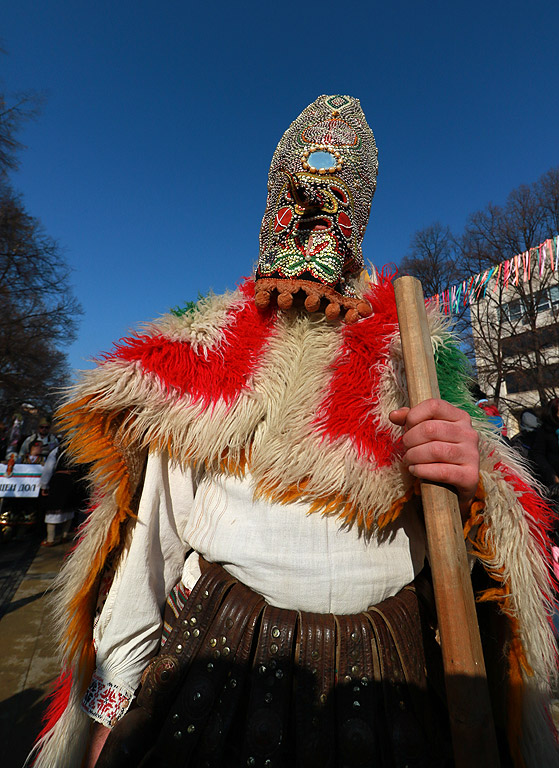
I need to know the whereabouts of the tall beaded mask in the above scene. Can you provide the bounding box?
[255,94,378,323]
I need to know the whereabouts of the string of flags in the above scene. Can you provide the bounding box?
[429,234,559,315]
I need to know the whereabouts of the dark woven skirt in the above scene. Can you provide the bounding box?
[97,560,452,768]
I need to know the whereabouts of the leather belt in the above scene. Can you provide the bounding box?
[294,611,336,768]
[98,559,452,768]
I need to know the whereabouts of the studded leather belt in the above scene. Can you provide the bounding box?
[97,560,452,768]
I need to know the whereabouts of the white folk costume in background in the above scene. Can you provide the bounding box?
[32,96,558,768]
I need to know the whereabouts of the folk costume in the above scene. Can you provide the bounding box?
[33,96,558,768]
[19,420,59,461]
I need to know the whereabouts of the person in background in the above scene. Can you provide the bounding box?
[19,417,59,461]
[531,398,559,505]
[6,413,24,458]
[10,439,46,539]
[39,447,77,547]
[471,384,508,438]
[0,423,8,460]
[510,409,540,464]
[530,400,559,638]
[23,439,46,465]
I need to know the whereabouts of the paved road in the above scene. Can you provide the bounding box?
[0,533,42,619]
[0,532,71,768]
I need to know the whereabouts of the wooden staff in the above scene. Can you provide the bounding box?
[393,275,500,768]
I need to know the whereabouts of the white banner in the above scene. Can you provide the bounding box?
[0,464,43,498]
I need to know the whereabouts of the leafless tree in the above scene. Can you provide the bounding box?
[398,222,475,362]
[0,78,81,421]
[0,90,43,179]
[0,185,82,419]
[399,223,461,297]
[399,167,559,413]
[535,168,559,237]
[460,172,559,408]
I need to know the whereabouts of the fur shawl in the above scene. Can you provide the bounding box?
[32,277,558,768]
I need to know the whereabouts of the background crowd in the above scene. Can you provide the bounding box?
[0,415,87,546]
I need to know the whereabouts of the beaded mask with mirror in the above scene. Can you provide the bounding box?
[255,95,378,323]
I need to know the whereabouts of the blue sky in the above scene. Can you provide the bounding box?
[3,0,559,371]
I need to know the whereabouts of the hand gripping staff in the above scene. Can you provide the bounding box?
[393,276,500,768]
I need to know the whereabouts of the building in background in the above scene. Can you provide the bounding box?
[469,238,559,434]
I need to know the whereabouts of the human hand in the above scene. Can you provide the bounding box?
[84,721,111,768]
[389,398,480,519]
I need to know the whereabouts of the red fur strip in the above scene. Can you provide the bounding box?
[314,276,400,465]
[497,463,555,532]
[496,462,558,593]
[36,669,73,743]
[107,280,275,406]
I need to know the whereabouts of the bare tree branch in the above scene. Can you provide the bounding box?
[399,167,559,418]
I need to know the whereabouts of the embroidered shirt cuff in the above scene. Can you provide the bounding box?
[81,672,135,728]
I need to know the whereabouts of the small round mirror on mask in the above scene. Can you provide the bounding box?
[307,150,337,170]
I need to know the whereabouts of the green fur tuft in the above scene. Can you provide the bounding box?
[170,293,207,318]
[434,343,480,421]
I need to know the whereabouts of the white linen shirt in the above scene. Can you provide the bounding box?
[84,451,426,726]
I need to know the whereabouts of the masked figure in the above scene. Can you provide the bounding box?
[256,95,377,323]
[31,97,558,768]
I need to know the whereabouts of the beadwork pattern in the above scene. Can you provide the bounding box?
[257,95,378,300]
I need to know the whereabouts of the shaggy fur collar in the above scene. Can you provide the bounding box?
[32,277,558,768]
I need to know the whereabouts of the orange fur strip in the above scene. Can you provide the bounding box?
[377,482,416,529]
[253,478,365,527]
[218,450,247,477]
[465,487,535,768]
[252,474,415,531]
[249,476,418,530]
[462,480,486,539]
[56,398,138,678]
[476,586,510,603]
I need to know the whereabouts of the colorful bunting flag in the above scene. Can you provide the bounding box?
[426,234,559,314]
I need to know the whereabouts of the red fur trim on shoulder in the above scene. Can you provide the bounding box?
[107,290,275,406]
[239,277,256,297]
[314,276,400,465]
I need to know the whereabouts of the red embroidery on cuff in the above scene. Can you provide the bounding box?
[82,673,132,727]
